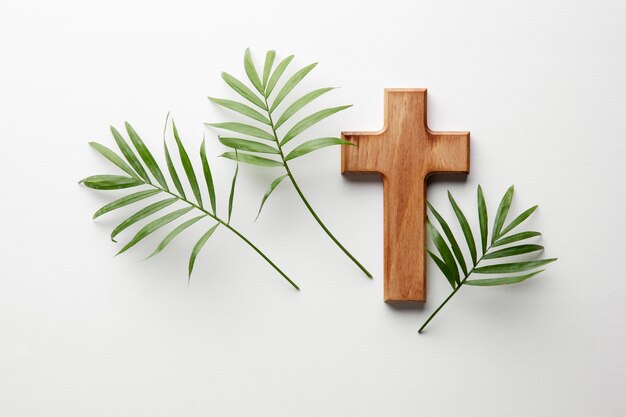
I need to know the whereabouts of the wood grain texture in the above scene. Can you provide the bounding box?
[342,89,470,302]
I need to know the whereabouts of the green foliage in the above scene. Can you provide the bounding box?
[419,185,557,333]
[80,117,298,289]
[208,48,371,278]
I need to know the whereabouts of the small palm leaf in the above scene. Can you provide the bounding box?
[491,185,514,243]
[270,62,317,113]
[219,137,279,154]
[147,215,206,258]
[110,126,150,182]
[125,122,169,190]
[200,139,217,215]
[172,121,203,207]
[110,198,177,242]
[262,50,276,89]
[465,270,545,286]
[427,201,468,276]
[426,218,459,285]
[274,87,335,129]
[227,151,239,224]
[256,174,288,220]
[243,48,264,95]
[427,250,457,289]
[79,175,143,190]
[189,223,220,278]
[474,258,557,274]
[117,207,194,255]
[164,141,187,199]
[498,205,538,238]
[284,138,354,161]
[221,72,266,110]
[477,185,488,254]
[93,189,160,219]
[280,105,352,146]
[448,191,477,265]
[208,97,270,125]
[482,244,543,260]
[207,122,275,141]
[89,142,137,178]
[493,231,541,247]
[220,152,283,167]
[265,55,294,97]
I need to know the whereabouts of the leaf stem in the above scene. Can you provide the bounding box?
[148,182,299,290]
[263,96,372,278]
[418,247,493,333]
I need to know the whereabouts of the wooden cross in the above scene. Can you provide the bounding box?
[342,89,470,302]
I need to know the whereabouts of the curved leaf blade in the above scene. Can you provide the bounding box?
[189,223,220,278]
[147,215,205,258]
[219,137,279,154]
[477,185,488,254]
[164,141,186,199]
[270,62,317,113]
[110,126,150,182]
[465,270,545,286]
[93,189,160,219]
[265,55,294,98]
[280,105,351,146]
[492,185,514,243]
[172,121,203,207]
[221,72,266,110]
[427,219,459,284]
[499,205,538,238]
[110,198,177,242]
[125,122,169,190]
[284,137,353,161]
[207,122,275,141]
[244,48,264,95]
[79,175,143,190]
[89,142,137,178]
[474,258,557,274]
[493,231,542,247]
[483,244,544,260]
[427,250,457,289]
[200,139,216,215]
[208,97,270,125]
[117,207,194,255]
[227,151,239,224]
[428,202,468,276]
[448,191,477,265]
[262,50,276,90]
[256,174,288,220]
[220,152,283,167]
[274,87,335,129]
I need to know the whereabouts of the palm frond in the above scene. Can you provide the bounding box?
[420,185,557,333]
[80,118,299,289]
[208,49,371,278]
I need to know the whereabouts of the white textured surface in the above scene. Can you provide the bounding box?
[1,0,625,415]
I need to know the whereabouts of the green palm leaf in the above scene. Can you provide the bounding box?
[265,55,294,97]
[189,223,220,278]
[117,207,194,255]
[426,218,459,285]
[220,152,283,167]
[427,202,468,276]
[270,62,317,113]
[219,137,279,154]
[200,139,217,215]
[221,72,266,110]
[482,244,543,260]
[89,142,138,178]
[493,231,541,247]
[208,97,271,125]
[207,122,275,141]
[147,215,205,258]
[262,50,276,90]
[427,250,457,289]
[284,137,354,161]
[256,174,288,220]
[498,205,538,238]
[243,48,264,95]
[280,105,351,146]
[477,185,488,254]
[227,151,239,224]
[93,189,160,219]
[79,175,143,190]
[164,141,187,199]
[125,122,169,190]
[491,185,514,243]
[448,191,477,265]
[172,121,203,207]
[110,126,150,182]
[474,258,557,274]
[274,87,335,129]
[465,270,545,286]
[110,198,177,242]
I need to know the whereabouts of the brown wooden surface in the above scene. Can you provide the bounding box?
[342,89,470,302]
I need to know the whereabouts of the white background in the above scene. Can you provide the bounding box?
[1,0,625,416]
